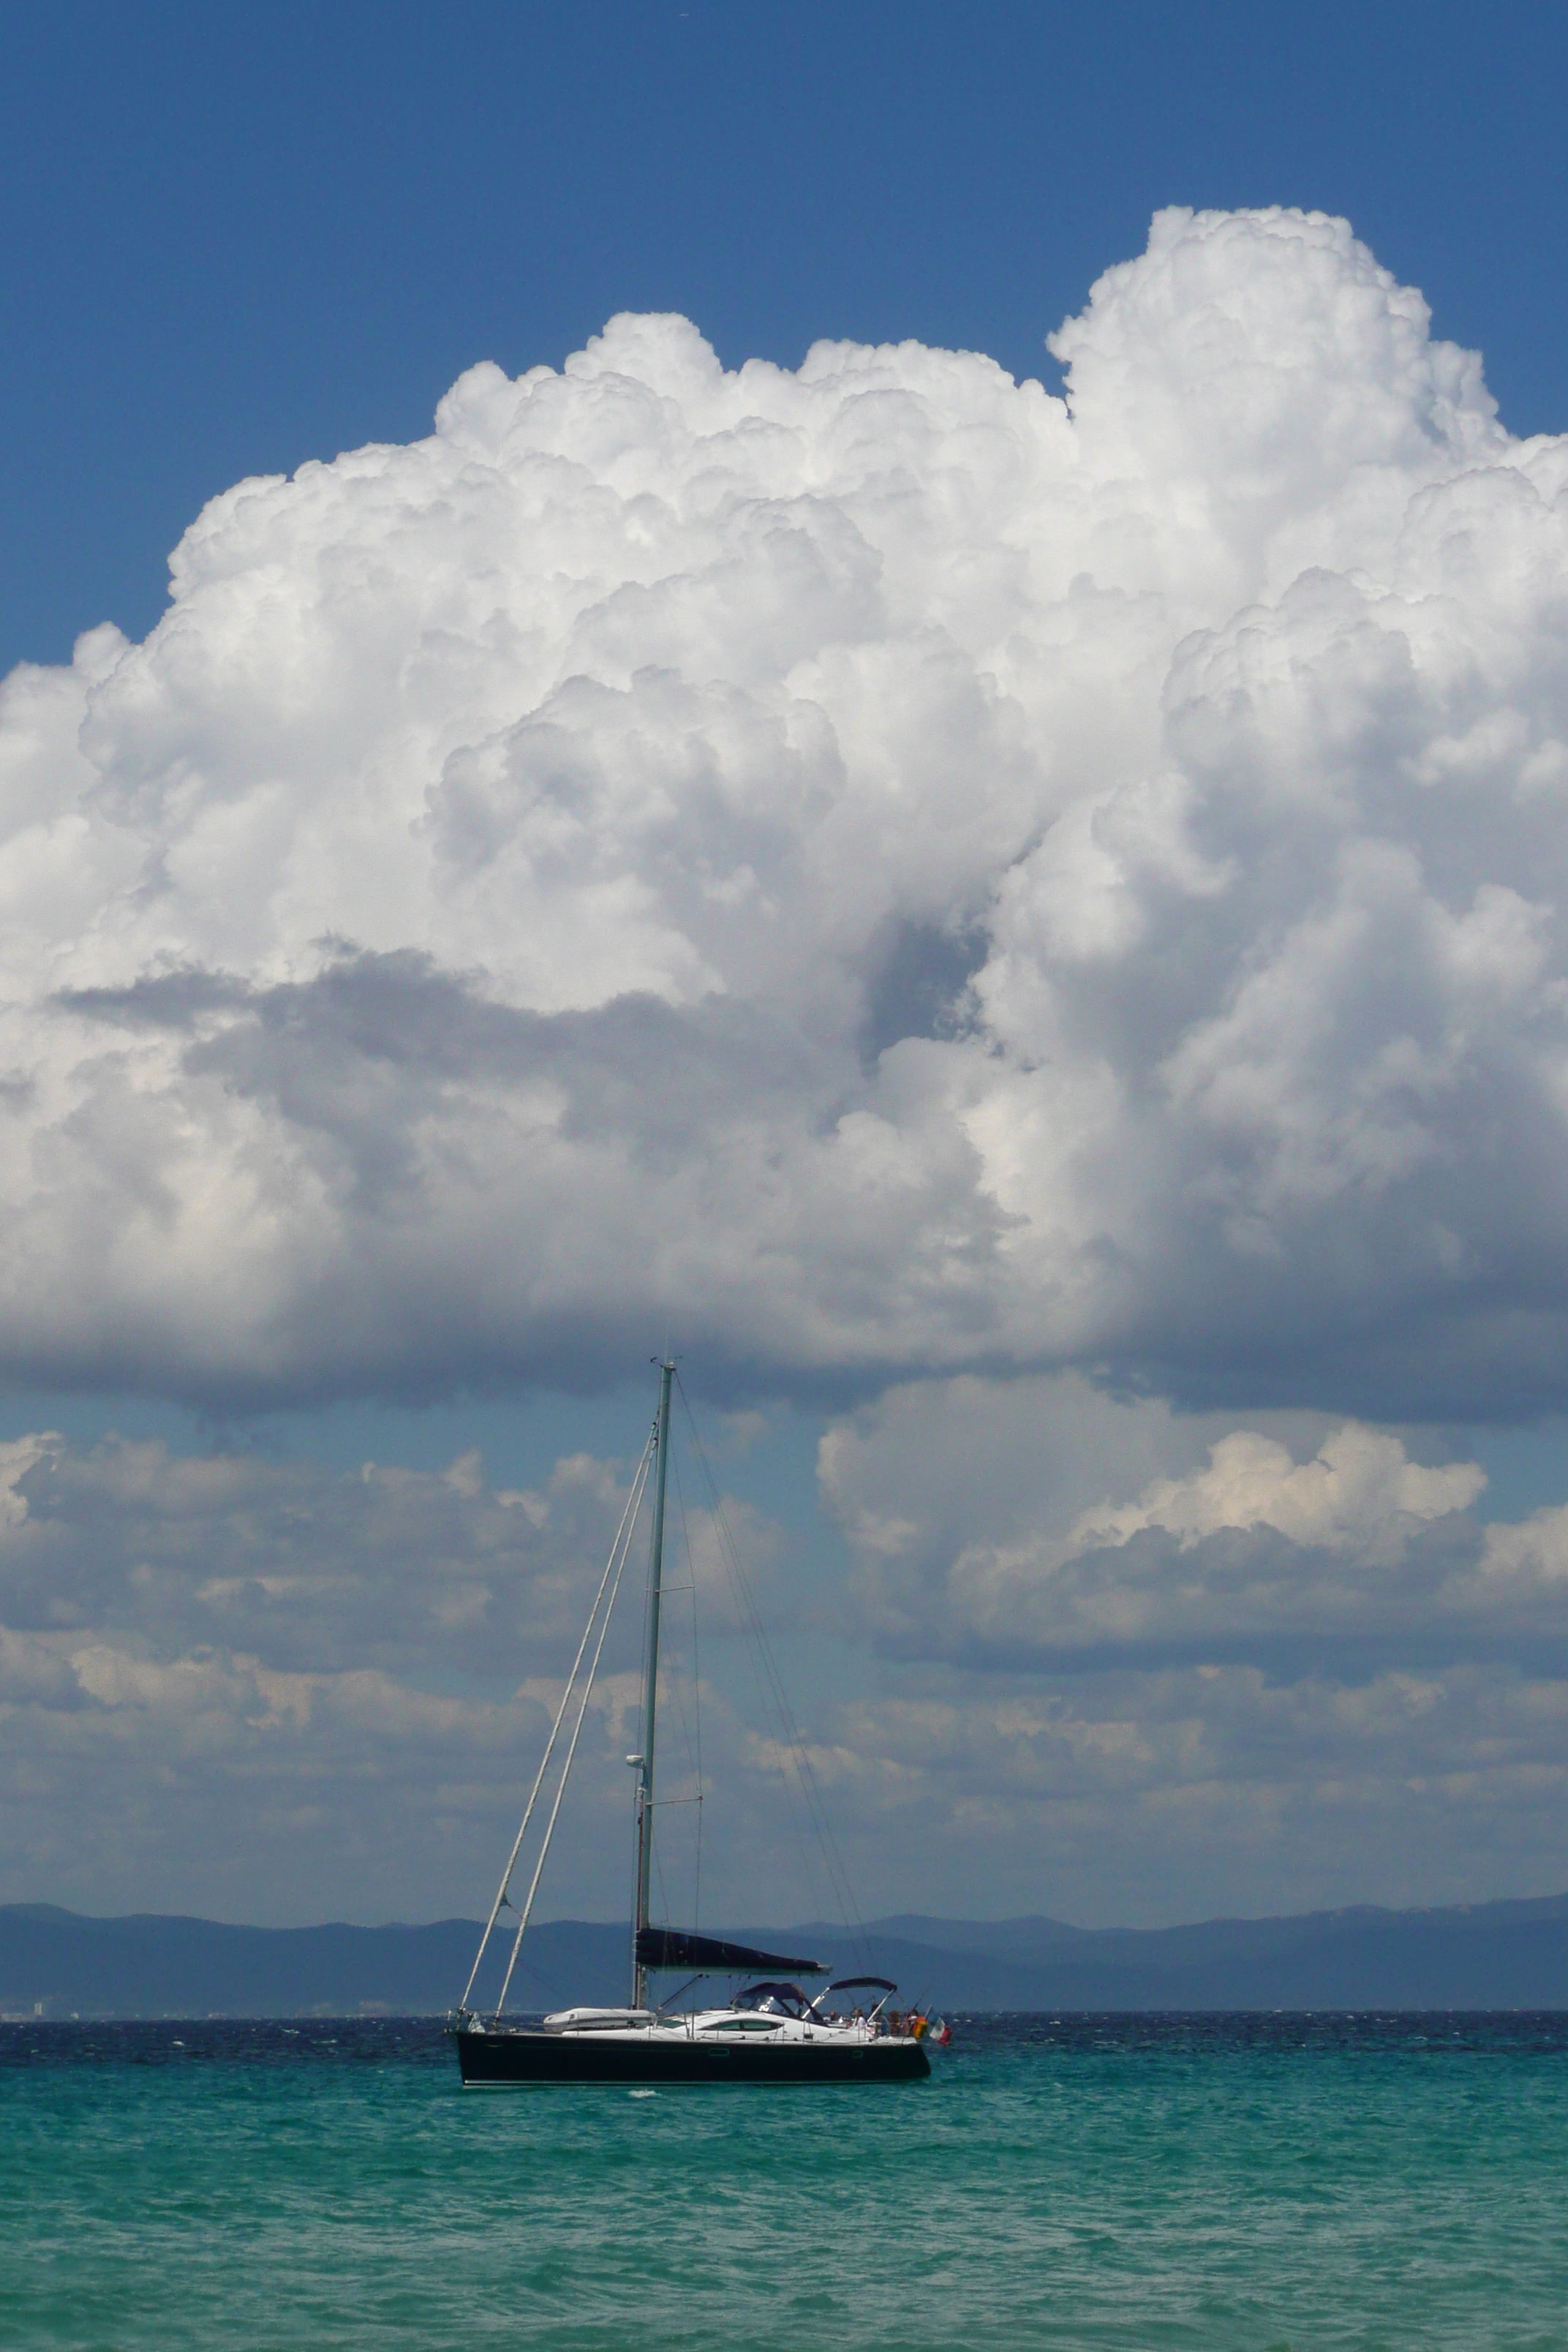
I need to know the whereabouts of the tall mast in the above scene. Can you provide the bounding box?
[631,1357,674,2008]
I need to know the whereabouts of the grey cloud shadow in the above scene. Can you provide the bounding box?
[52,951,892,1411]
[857,917,989,1071]
[862,1516,1568,1684]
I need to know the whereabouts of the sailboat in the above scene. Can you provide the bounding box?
[450,1360,931,2084]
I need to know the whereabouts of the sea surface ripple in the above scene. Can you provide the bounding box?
[3,2013,1565,2349]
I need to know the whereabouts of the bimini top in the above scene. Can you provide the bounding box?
[635,1927,826,1975]
[828,1976,897,1994]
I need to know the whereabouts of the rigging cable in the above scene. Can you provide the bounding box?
[458,1426,655,2013]
[494,1453,647,2014]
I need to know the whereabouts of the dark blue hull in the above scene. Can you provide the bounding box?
[453,2027,930,2084]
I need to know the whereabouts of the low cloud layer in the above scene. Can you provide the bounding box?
[0,1428,790,1922]
[821,1373,1568,1677]
[823,1661,1568,1923]
[0,1428,645,1676]
[813,1375,1568,1914]
[3,207,1567,1411]
[8,1401,1568,1924]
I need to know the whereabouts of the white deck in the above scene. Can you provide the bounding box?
[538,2004,900,2048]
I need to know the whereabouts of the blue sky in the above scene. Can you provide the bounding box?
[7,0,1568,1929]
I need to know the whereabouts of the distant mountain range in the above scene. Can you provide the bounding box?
[7,1893,1568,2018]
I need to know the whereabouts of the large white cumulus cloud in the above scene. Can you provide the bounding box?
[3,205,1567,1409]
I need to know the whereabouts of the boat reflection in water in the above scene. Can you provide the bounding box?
[450,1362,933,2086]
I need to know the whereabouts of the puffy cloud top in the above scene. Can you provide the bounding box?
[1070,1426,1485,1558]
[3,206,1565,1409]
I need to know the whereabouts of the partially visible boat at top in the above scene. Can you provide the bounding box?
[450,1360,931,2085]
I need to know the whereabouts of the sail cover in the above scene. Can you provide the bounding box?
[636,1928,825,1975]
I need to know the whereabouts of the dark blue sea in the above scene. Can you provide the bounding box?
[4,2013,1565,2348]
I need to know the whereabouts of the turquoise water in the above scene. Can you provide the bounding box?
[4,2016,1566,2349]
